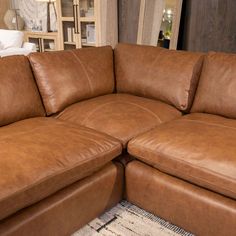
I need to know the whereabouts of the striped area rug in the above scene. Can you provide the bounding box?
[73,201,194,236]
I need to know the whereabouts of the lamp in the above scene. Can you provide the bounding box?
[36,0,57,32]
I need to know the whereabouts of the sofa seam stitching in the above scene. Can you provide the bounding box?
[70,50,94,95]
[81,100,163,125]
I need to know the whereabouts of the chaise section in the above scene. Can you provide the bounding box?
[56,94,181,148]
[0,118,122,220]
[126,161,236,236]
[115,43,204,111]
[0,163,124,236]
[29,46,114,115]
[0,56,45,126]
[128,113,236,199]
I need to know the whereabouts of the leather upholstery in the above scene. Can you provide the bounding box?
[0,163,124,236]
[0,117,122,220]
[0,56,45,126]
[192,52,236,118]
[56,94,181,148]
[128,113,236,199]
[126,161,236,236]
[29,46,114,115]
[115,43,204,111]
[1,44,235,236]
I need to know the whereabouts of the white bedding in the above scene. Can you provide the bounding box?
[0,48,33,57]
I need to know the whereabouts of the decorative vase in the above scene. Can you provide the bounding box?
[4,9,25,30]
[4,9,15,30]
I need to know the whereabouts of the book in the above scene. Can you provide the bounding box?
[67,27,72,42]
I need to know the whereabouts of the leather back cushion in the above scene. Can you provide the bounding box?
[115,44,204,111]
[191,52,236,118]
[29,46,114,115]
[0,56,45,126]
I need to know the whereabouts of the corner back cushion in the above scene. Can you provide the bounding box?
[115,44,204,111]
[0,30,23,49]
[29,46,115,115]
[191,52,236,118]
[0,56,45,126]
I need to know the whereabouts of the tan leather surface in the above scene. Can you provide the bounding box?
[128,113,236,199]
[57,94,181,148]
[0,117,122,220]
[29,46,114,115]
[192,52,236,118]
[0,163,124,236]
[0,56,45,126]
[126,161,236,236]
[115,43,204,111]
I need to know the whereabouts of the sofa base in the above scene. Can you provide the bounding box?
[0,162,124,236]
[126,160,236,236]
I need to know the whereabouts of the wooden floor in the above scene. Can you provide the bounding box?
[73,201,194,236]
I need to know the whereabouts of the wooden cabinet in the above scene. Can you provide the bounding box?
[57,0,118,50]
[24,31,60,52]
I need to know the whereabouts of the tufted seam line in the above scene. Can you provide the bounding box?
[70,50,93,95]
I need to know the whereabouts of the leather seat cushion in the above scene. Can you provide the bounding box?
[0,118,122,220]
[56,94,181,148]
[128,113,236,199]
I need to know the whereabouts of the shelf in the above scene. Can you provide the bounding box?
[24,31,58,37]
[64,41,76,45]
[61,17,74,22]
[44,49,55,52]
[80,17,95,22]
[82,43,96,47]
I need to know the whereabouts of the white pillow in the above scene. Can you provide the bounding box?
[0,48,32,57]
[0,30,23,49]
[0,41,3,50]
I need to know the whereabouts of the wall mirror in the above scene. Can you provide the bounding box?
[137,0,183,49]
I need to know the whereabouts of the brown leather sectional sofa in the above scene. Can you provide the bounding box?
[0,43,235,236]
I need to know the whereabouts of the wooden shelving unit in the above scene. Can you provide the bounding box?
[56,0,118,50]
[24,31,60,52]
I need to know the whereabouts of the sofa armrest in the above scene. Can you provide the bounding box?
[23,42,37,52]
